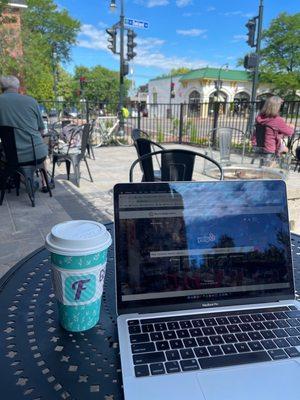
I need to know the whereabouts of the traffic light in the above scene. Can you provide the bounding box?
[79,76,87,90]
[106,27,117,54]
[244,53,259,69]
[122,61,129,77]
[245,18,256,47]
[170,81,175,98]
[127,29,137,60]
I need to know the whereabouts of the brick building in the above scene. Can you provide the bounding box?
[1,1,28,59]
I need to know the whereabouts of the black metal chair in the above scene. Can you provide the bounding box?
[129,148,224,182]
[86,120,96,160]
[131,128,150,141]
[133,137,165,181]
[51,124,93,187]
[0,126,52,207]
[251,124,277,166]
[294,147,300,172]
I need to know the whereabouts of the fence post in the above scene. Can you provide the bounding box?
[179,103,183,144]
[212,101,220,147]
[137,102,141,130]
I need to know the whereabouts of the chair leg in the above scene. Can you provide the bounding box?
[65,160,71,180]
[26,177,35,207]
[15,174,20,196]
[0,189,5,205]
[74,162,80,187]
[51,158,56,180]
[90,145,95,160]
[84,157,93,182]
[40,168,52,198]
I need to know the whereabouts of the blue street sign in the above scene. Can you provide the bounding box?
[125,18,149,29]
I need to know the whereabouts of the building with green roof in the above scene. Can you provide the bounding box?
[147,67,271,117]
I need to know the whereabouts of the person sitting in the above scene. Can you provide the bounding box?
[0,75,51,192]
[252,95,294,157]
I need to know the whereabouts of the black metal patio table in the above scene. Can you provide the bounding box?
[0,223,300,400]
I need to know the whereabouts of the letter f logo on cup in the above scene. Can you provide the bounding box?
[72,279,91,301]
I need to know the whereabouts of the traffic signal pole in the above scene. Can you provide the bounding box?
[119,0,125,135]
[248,0,264,132]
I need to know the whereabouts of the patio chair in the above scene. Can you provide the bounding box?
[207,126,247,166]
[51,123,93,187]
[0,126,52,207]
[294,147,300,172]
[133,137,165,181]
[129,148,224,182]
[131,128,150,141]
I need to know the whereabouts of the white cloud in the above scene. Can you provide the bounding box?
[77,24,212,71]
[206,6,216,11]
[146,0,169,7]
[176,0,192,8]
[176,28,207,37]
[78,24,107,50]
[231,34,247,42]
[224,11,254,18]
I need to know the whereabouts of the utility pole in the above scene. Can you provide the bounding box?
[245,0,264,132]
[119,0,125,135]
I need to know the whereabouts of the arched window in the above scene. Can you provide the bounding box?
[208,91,228,115]
[234,92,250,102]
[188,90,200,115]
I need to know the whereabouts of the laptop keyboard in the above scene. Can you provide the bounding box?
[127,306,300,377]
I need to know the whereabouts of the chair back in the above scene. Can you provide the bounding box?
[131,128,149,141]
[80,124,90,158]
[209,126,246,164]
[134,138,164,181]
[254,124,267,148]
[130,149,224,182]
[0,126,20,167]
[161,150,195,181]
[217,127,233,163]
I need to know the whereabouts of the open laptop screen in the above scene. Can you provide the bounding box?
[114,181,294,313]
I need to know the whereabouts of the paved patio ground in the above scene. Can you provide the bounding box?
[1,143,300,278]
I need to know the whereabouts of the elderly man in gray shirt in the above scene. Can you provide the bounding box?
[0,75,51,191]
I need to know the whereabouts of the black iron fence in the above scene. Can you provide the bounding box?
[38,99,300,148]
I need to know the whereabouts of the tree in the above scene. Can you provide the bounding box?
[260,13,300,99]
[21,0,80,99]
[74,65,131,111]
[154,67,191,79]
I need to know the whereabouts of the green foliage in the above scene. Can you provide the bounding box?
[154,67,191,79]
[74,65,130,110]
[0,0,8,16]
[156,128,164,143]
[23,0,80,62]
[260,12,300,99]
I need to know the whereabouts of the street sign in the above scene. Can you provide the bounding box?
[125,18,149,29]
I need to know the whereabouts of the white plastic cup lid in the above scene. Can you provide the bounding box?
[45,220,112,256]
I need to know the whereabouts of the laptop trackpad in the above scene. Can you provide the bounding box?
[197,361,300,400]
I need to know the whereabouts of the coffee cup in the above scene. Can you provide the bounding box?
[45,220,112,332]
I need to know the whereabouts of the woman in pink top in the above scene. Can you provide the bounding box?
[253,96,294,154]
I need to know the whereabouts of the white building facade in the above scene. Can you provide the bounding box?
[147,67,272,117]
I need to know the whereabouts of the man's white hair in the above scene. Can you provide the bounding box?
[0,76,20,91]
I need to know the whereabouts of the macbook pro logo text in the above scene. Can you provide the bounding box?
[197,233,216,243]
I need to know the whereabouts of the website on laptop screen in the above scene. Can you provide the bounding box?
[115,181,294,309]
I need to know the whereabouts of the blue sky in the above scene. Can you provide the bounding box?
[58,0,299,87]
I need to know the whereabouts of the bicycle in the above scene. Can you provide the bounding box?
[90,116,134,147]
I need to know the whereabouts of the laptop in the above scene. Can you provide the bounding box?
[113,180,300,400]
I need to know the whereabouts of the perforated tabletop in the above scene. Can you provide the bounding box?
[0,226,300,399]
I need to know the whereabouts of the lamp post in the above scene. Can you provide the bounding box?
[212,63,228,141]
[52,44,58,102]
[109,0,125,135]
[215,63,228,100]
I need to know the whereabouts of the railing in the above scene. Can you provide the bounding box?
[37,99,300,148]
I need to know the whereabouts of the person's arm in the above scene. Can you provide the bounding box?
[276,117,294,137]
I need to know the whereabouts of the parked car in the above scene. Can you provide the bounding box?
[63,107,78,118]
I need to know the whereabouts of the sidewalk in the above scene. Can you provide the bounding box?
[1,144,300,278]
